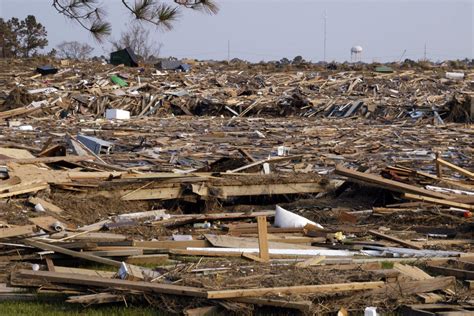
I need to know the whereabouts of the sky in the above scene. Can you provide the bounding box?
[0,0,472,62]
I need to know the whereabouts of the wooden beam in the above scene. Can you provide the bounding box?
[369,230,422,250]
[237,148,257,162]
[67,293,124,305]
[0,156,93,164]
[45,258,55,272]
[207,281,384,299]
[192,182,328,199]
[435,153,442,178]
[370,277,455,297]
[133,240,210,249]
[0,183,49,199]
[437,157,474,179]
[24,239,123,268]
[28,197,64,215]
[426,264,474,280]
[227,155,302,173]
[0,225,36,239]
[157,211,275,228]
[85,249,143,257]
[241,253,268,263]
[295,256,326,268]
[0,106,43,120]
[257,216,269,262]
[403,193,474,211]
[120,187,182,201]
[17,270,206,298]
[54,266,115,278]
[169,249,325,259]
[335,165,450,199]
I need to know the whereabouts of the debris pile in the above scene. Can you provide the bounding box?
[0,58,472,315]
[0,58,472,122]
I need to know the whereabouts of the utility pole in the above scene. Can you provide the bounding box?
[424,43,427,61]
[323,10,327,62]
[227,40,230,62]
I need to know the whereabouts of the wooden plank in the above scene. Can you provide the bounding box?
[54,266,115,278]
[0,183,49,198]
[133,240,210,249]
[437,158,474,179]
[120,187,182,200]
[170,249,328,259]
[85,249,143,257]
[67,293,124,304]
[67,171,122,180]
[227,226,303,234]
[204,235,316,250]
[0,176,21,190]
[0,156,93,164]
[370,277,455,297]
[369,230,422,250]
[0,106,42,119]
[241,253,267,262]
[29,216,62,232]
[227,155,302,173]
[170,249,242,258]
[335,165,450,199]
[206,281,384,299]
[7,163,70,184]
[237,148,257,162]
[17,270,206,297]
[24,239,123,268]
[426,264,474,280]
[394,263,433,280]
[417,293,444,304]
[467,280,474,290]
[0,225,36,239]
[158,211,275,228]
[45,258,55,272]
[204,234,316,249]
[257,216,269,262]
[436,152,443,178]
[192,182,328,198]
[28,197,64,215]
[403,193,474,211]
[49,232,127,242]
[295,256,326,268]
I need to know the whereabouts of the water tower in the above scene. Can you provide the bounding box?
[351,45,363,62]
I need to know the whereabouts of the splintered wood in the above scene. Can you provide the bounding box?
[0,58,472,315]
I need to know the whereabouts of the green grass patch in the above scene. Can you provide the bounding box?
[381,261,394,269]
[0,300,166,316]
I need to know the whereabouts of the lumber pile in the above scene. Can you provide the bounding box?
[0,58,472,315]
[0,58,472,122]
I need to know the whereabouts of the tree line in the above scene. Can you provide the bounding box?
[1,15,169,61]
[0,2,218,60]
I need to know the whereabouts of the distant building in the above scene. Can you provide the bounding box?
[36,65,58,76]
[110,47,139,67]
[155,59,191,72]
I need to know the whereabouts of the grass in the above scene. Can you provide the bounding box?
[380,261,394,269]
[0,300,167,316]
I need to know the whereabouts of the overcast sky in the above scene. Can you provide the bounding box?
[1,0,472,62]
